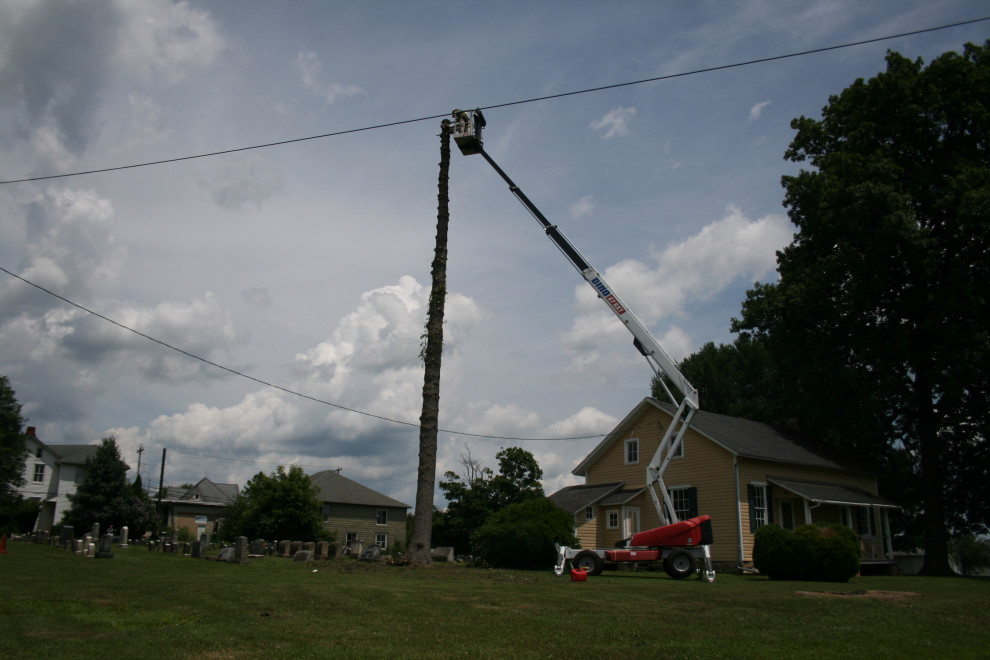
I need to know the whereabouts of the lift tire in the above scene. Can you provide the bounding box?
[572,550,604,576]
[663,551,695,579]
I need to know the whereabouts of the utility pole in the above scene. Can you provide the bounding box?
[155,447,166,537]
[136,444,144,485]
[409,119,451,566]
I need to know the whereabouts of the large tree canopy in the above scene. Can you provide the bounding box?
[433,446,545,555]
[220,465,329,542]
[0,375,28,499]
[62,437,156,536]
[733,42,990,575]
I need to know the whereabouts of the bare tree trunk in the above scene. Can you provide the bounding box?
[409,119,451,566]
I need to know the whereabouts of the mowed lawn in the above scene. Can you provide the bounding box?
[1,542,987,659]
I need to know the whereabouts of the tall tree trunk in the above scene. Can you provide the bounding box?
[409,119,451,566]
[916,364,953,575]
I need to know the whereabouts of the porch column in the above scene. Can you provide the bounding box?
[881,507,893,559]
[803,499,812,524]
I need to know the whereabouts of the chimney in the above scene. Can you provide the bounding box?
[26,426,36,437]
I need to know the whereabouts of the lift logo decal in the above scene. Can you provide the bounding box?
[591,277,626,315]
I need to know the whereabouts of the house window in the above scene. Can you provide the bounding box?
[624,438,639,465]
[585,507,594,521]
[322,503,331,521]
[780,501,795,530]
[748,483,770,532]
[668,486,698,520]
[346,532,358,546]
[36,447,43,458]
[857,506,874,537]
[33,464,45,483]
[375,533,387,549]
[606,510,619,529]
[376,509,387,525]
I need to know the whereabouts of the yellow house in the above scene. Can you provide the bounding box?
[549,397,898,572]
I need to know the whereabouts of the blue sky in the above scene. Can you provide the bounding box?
[1,0,986,508]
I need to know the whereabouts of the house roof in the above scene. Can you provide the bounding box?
[310,470,410,509]
[768,476,898,508]
[548,482,623,514]
[168,477,239,505]
[46,444,101,466]
[574,397,876,477]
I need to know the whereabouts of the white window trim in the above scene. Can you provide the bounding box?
[750,481,768,529]
[375,533,388,549]
[33,464,45,483]
[624,438,639,465]
[606,509,619,529]
[667,484,692,521]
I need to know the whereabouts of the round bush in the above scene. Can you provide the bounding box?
[754,522,859,582]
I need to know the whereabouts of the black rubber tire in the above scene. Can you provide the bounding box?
[572,550,604,576]
[663,551,695,579]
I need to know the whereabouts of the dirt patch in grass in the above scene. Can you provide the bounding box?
[794,589,922,601]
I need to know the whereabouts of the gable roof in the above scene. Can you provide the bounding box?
[310,470,410,509]
[46,444,102,466]
[169,477,240,505]
[574,397,876,476]
[548,482,623,514]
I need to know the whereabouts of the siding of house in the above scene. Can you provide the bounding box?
[735,459,880,563]
[584,404,740,563]
[322,503,406,551]
[573,510,597,549]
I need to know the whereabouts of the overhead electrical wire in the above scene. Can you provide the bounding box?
[0,15,986,186]
[0,266,604,441]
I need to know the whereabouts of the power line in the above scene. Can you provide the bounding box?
[0,266,606,441]
[1,15,986,186]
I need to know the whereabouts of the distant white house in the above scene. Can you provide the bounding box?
[18,427,100,532]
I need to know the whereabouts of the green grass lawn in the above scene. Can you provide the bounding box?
[1,542,987,659]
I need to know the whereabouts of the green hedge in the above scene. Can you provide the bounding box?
[753,522,860,582]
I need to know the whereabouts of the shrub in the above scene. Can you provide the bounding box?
[470,498,577,570]
[754,522,859,582]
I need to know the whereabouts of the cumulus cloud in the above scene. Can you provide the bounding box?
[562,206,792,354]
[0,0,223,160]
[294,50,364,106]
[589,107,636,139]
[748,100,771,121]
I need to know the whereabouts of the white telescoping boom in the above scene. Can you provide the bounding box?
[451,108,701,530]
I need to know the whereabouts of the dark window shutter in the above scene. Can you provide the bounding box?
[747,484,757,533]
[687,487,698,518]
[766,486,773,525]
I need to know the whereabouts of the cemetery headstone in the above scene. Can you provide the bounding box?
[432,547,456,563]
[215,547,235,562]
[328,542,343,559]
[60,526,74,551]
[315,541,329,560]
[359,546,382,562]
[197,534,210,559]
[249,539,266,557]
[119,526,129,548]
[302,541,315,552]
[96,533,114,559]
[234,536,249,564]
[278,540,291,558]
[91,523,100,540]
[292,550,314,563]
[289,541,302,556]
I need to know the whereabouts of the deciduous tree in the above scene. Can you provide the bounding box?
[220,465,329,542]
[733,42,990,575]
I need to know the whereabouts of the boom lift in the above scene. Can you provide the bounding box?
[452,109,715,581]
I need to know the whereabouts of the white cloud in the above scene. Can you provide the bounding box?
[748,100,771,121]
[563,206,792,354]
[293,50,364,106]
[589,107,636,139]
[569,195,594,219]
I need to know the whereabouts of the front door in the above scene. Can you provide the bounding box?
[623,507,641,538]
